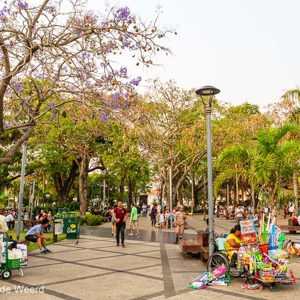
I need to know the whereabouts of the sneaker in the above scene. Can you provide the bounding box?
[117,244,119,247]
[45,248,52,253]
[112,233,114,236]
[122,244,125,248]
[128,233,133,236]
[40,249,47,254]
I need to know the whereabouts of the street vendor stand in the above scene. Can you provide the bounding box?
[237,216,296,290]
[0,233,27,280]
[201,214,297,291]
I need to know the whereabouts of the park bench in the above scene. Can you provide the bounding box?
[179,231,209,260]
[23,219,40,230]
[279,219,300,234]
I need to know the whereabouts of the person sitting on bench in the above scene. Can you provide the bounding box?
[25,218,52,254]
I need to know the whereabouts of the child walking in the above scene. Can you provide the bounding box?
[159,211,165,229]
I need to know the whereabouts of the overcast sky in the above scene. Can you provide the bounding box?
[86,0,300,109]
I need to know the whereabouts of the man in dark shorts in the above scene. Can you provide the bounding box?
[113,201,128,247]
[25,218,51,254]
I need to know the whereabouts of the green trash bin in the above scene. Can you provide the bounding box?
[63,216,80,239]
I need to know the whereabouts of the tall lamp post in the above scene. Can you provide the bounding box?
[17,131,29,242]
[196,85,220,257]
[167,157,173,229]
[102,169,107,209]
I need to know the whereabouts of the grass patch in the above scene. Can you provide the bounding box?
[7,230,66,252]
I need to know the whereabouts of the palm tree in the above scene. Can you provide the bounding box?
[215,145,259,207]
[216,124,300,209]
[255,124,300,206]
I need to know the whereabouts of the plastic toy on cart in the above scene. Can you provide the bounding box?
[240,214,297,291]
[206,213,297,291]
[0,233,28,280]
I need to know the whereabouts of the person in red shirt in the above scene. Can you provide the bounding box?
[113,201,128,247]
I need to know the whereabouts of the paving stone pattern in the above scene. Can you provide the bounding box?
[1,215,299,299]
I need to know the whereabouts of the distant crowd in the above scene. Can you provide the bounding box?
[1,208,53,232]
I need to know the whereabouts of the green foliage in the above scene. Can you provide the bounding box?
[0,194,10,207]
[85,214,102,226]
[79,216,87,225]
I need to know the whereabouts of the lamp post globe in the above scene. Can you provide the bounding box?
[195,85,220,257]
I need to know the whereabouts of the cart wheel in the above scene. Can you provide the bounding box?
[2,269,11,280]
[207,252,228,273]
[245,277,254,285]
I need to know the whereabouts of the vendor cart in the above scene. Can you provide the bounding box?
[245,272,295,291]
[0,234,24,280]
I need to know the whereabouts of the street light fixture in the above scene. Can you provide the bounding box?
[17,127,29,242]
[167,157,174,229]
[195,85,220,257]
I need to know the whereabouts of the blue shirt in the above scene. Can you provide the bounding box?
[25,224,44,236]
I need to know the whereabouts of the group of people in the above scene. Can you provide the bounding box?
[0,207,52,255]
[0,209,17,230]
[109,201,187,247]
[149,206,176,229]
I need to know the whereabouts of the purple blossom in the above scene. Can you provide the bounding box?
[48,102,57,111]
[4,122,11,129]
[104,46,112,54]
[124,93,130,99]
[0,6,11,20]
[111,103,119,110]
[81,52,90,60]
[123,102,130,108]
[100,62,106,68]
[51,113,57,120]
[17,0,28,9]
[116,7,131,21]
[13,83,23,91]
[120,67,127,76]
[112,92,121,101]
[129,76,142,87]
[100,114,108,121]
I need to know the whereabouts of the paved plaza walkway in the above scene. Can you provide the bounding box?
[1,214,300,299]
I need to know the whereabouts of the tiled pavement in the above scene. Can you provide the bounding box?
[1,214,300,299]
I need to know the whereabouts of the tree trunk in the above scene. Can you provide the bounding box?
[235,174,239,204]
[78,155,89,216]
[191,174,195,215]
[251,184,255,209]
[293,171,298,213]
[53,160,78,202]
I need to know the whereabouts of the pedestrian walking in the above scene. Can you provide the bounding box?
[158,211,165,229]
[142,203,147,217]
[113,201,128,247]
[289,205,295,218]
[129,203,139,236]
[150,206,157,228]
[174,205,186,244]
[110,205,117,236]
[235,204,244,225]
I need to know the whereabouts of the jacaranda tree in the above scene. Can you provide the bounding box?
[0,0,174,165]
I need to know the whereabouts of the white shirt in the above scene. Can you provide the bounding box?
[6,214,13,222]
[235,207,244,218]
[0,215,8,233]
[159,213,165,222]
[289,206,295,213]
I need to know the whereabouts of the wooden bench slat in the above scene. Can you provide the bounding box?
[279,225,300,233]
